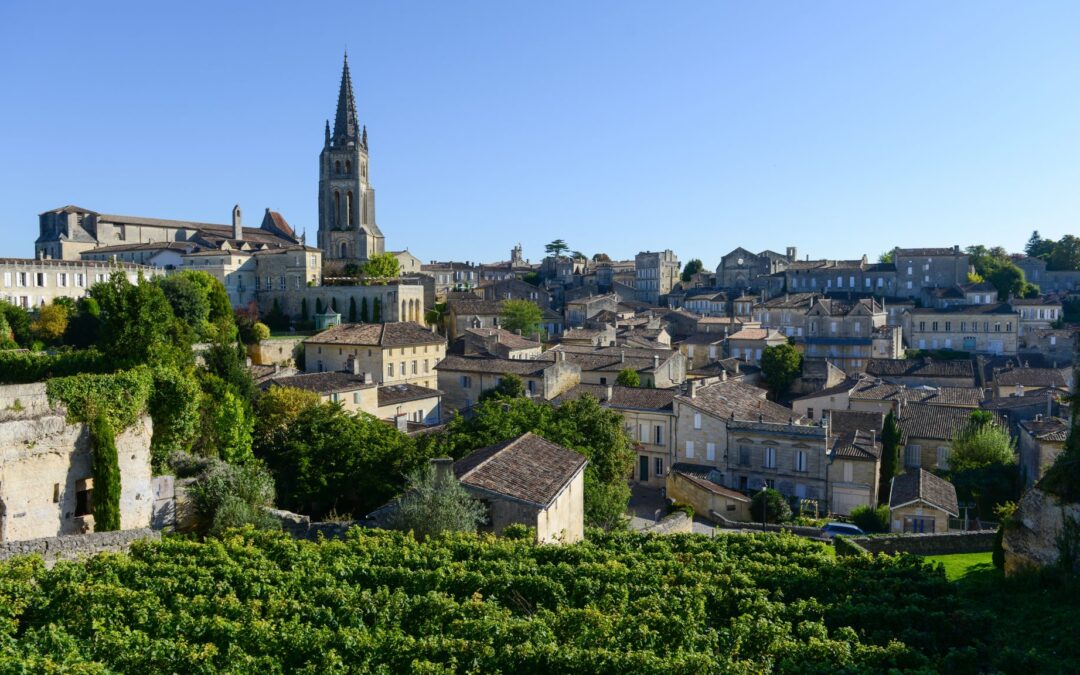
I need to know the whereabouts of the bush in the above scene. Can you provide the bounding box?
[252,322,270,341]
[750,488,792,523]
[184,458,277,536]
[88,414,121,532]
[388,464,487,539]
[0,349,113,384]
[667,501,695,519]
[616,368,640,387]
[850,504,890,533]
[834,535,871,558]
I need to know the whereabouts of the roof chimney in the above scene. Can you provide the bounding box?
[232,204,243,241]
[653,354,660,369]
[620,350,625,363]
[351,357,361,376]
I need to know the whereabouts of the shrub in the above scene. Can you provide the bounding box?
[88,414,121,532]
[388,463,487,539]
[751,488,792,523]
[616,368,640,387]
[667,501,695,519]
[850,504,890,533]
[834,535,871,558]
[185,458,277,536]
[252,322,270,341]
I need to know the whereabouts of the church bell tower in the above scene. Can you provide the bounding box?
[318,53,384,264]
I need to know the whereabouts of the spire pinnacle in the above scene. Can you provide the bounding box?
[332,52,359,143]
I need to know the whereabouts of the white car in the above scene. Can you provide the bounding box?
[821,522,865,538]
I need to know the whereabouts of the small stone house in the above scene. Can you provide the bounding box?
[262,371,443,426]
[725,327,787,365]
[453,433,587,543]
[303,321,446,390]
[888,469,959,534]
[1018,416,1069,488]
[435,353,580,413]
[667,465,752,521]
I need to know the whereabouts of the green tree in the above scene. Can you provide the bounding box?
[522,271,541,286]
[500,299,542,337]
[158,273,211,337]
[148,365,201,471]
[750,488,791,523]
[372,297,382,323]
[262,299,289,331]
[361,253,401,279]
[0,311,15,350]
[349,296,357,322]
[300,298,309,322]
[949,414,1014,472]
[849,504,890,533]
[1049,234,1080,272]
[0,301,32,347]
[1026,230,1055,260]
[680,259,704,283]
[424,301,446,328]
[361,296,370,322]
[253,386,322,450]
[89,413,121,532]
[30,302,69,344]
[616,368,640,387]
[389,463,487,539]
[316,298,325,314]
[195,373,254,464]
[544,239,569,258]
[878,250,894,264]
[761,343,802,398]
[966,245,1038,298]
[184,457,278,536]
[91,273,192,369]
[879,411,903,504]
[479,373,526,401]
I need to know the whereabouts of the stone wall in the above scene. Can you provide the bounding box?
[848,530,995,556]
[0,382,50,417]
[0,528,160,565]
[265,508,361,541]
[641,511,693,535]
[1004,487,1080,576]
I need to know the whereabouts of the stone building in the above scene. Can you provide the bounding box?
[890,246,970,298]
[1018,416,1069,488]
[303,322,445,389]
[452,433,587,543]
[455,327,543,360]
[905,303,1020,355]
[888,469,959,533]
[714,247,795,290]
[565,294,619,328]
[435,353,580,413]
[543,345,686,388]
[260,280,425,325]
[0,384,152,542]
[444,298,508,341]
[262,371,442,426]
[896,403,999,471]
[481,278,551,307]
[635,250,679,304]
[317,54,384,264]
[825,410,883,515]
[752,292,819,337]
[782,257,895,296]
[0,258,163,309]
[802,297,895,374]
[865,358,976,387]
[725,327,788,365]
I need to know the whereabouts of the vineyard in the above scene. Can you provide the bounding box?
[0,528,1071,673]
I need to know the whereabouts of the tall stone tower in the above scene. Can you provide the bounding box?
[318,53,384,264]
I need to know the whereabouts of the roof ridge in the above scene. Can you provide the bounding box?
[459,432,531,481]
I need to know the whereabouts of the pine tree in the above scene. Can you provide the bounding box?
[300,299,309,321]
[316,298,325,314]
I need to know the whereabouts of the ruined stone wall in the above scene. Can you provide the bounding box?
[0,528,159,565]
[1004,487,1080,576]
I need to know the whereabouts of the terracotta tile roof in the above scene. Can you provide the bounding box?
[447,299,505,315]
[435,354,553,377]
[606,386,676,411]
[671,466,751,502]
[896,403,998,442]
[890,469,959,516]
[995,367,1069,389]
[676,380,796,424]
[263,371,375,395]
[849,380,986,407]
[1019,417,1069,442]
[866,358,975,380]
[677,333,727,345]
[454,432,587,508]
[982,388,1064,411]
[304,322,445,347]
[540,345,678,374]
[463,327,540,351]
[828,410,883,460]
[727,327,784,341]
[792,379,858,402]
[377,383,441,406]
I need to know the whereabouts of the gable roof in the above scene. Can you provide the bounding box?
[896,403,995,443]
[304,322,445,347]
[447,299,505,315]
[676,380,797,424]
[866,358,974,380]
[889,469,959,516]
[994,367,1070,389]
[454,432,588,508]
[435,354,553,377]
[1019,417,1069,443]
[828,410,884,460]
[263,371,375,395]
[671,465,752,502]
[377,383,442,407]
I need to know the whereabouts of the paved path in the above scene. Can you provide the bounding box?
[627,484,716,535]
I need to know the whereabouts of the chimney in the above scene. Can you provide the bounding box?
[620,350,625,363]
[1047,390,1054,418]
[232,204,243,241]
[604,384,613,401]
[430,457,455,484]
[396,414,410,432]
[720,369,727,382]
[653,354,660,369]
[351,358,361,376]
[1018,384,1025,398]
[273,364,280,374]
[690,380,699,397]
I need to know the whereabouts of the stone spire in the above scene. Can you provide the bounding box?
[332,52,359,143]
[324,120,331,147]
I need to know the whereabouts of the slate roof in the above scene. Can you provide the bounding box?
[1019,417,1069,442]
[447,299,505,315]
[539,345,678,374]
[895,247,961,257]
[464,327,540,351]
[263,371,375,395]
[907,302,1017,316]
[890,469,959,516]
[995,367,1069,389]
[671,466,751,502]
[606,386,676,411]
[866,358,975,380]
[305,322,445,347]
[377,384,441,407]
[828,410,883,460]
[896,403,997,442]
[676,380,797,424]
[435,354,552,377]
[758,292,819,309]
[677,333,727,345]
[849,379,986,407]
[454,432,587,508]
[727,327,785,341]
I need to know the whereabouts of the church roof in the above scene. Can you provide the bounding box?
[332,53,360,143]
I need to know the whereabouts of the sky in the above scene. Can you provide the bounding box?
[1,1,1078,269]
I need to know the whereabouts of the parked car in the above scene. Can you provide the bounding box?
[821,522,865,538]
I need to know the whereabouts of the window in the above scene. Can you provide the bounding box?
[35,272,45,287]
[806,407,814,420]
[460,375,472,388]
[388,363,395,377]
[794,450,808,472]
[706,442,716,461]
[399,362,405,377]
[57,273,67,287]
[693,413,701,430]
[932,321,938,332]
[843,461,853,483]
[654,425,663,445]
[423,359,429,374]
[685,441,695,458]
[75,479,93,517]
[411,360,418,375]
[903,516,935,534]
[739,445,750,466]
[765,478,775,489]
[937,446,949,470]
[654,457,664,477]
[905,444,921,468]
[764,447,777,469]
[279,276,286,290]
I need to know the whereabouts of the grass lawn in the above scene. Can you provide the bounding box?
[923,551,994,581]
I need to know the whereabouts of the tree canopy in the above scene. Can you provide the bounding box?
[680,259,704,282]
[544,239,569,258]
[361,252,401,279]
[616,368,640,387]
[761,343,802,398]
[965,245,1039,298]
[500,299,543,337]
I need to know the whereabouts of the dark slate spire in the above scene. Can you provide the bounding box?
[332,52,359,143]
[324,120,331,147]
[361,124,368,149]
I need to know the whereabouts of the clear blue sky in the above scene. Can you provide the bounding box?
[1,2,1078,269]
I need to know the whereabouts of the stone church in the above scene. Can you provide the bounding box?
[317,54,385,265]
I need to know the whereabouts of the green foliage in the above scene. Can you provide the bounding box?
[849,504,890,533]
[949,415,1015,472]
[389,464,487,539]
[62,296,101,348]
[251,322,270,341]
[195,373,254,465]
[29,302,69,344]
[91,272,193,369]
[0,301,31,347]
[522,271,541,286]
[751,488,792,523]
[0,309,15,350]
[761,342,802,398]
[372,297,382,322]
[544,239,569,258]
[360,296,370,322]
[1041,391,1080,501]
[680,258,703,282]
[361,252,401,279]
[834,535,871,558]
[158,272,211,339]
[0,349,113,384]
[965,245,1039,298]
[667,501,695,518]
[423,300,444,326]
[878,250,894,264]
[300,298,309,321]
[202,339,257,403]
[0,527,1015,671]
[479,373,525,401]
[262,298,290,331]
[432,396,634,529]
[500,299,542,337]
[616,367,640,387]
[1025,230,1055,260]
[879,411,903,504]
[183,457,277,536]
[348,296,357,322]
[147,366,201,472]
[46,368,153,431]
[88,414,121,532]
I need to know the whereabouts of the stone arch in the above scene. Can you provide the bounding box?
[340,241,348,259]
[335,160,341,174]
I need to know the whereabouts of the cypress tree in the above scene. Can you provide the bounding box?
[330,297,338,313]
[361,297,370,322]
[89,413,121,531]
[316,298,325,314]
[349,297,357,323]
[300,299,309,321]
[372,298,382,323]
[878,410,903,505]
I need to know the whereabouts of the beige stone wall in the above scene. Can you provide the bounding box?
[826,457,879,515]
[376,395,441,426]
[1018,431,1064,489]
[620,409,674,487]
[901,436,953,472]
[249,337,306,366]
[0,412,153,543]
[537,470,584,543]
[1,259,162,309]
[791,391,850,420]
[673,399,729,471]
[666,472,751,522]
[907,310,1020,355]
[889,503,950,533]
[306,341,444,389]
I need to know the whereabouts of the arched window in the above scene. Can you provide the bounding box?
[345,160,352,174]
[347,191,355,227]
[340,242,348,259]
[335,161,341,174]
[333,191,341,226]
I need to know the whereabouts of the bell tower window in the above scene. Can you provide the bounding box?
[334,191,341,226]
[345,160,352,174]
